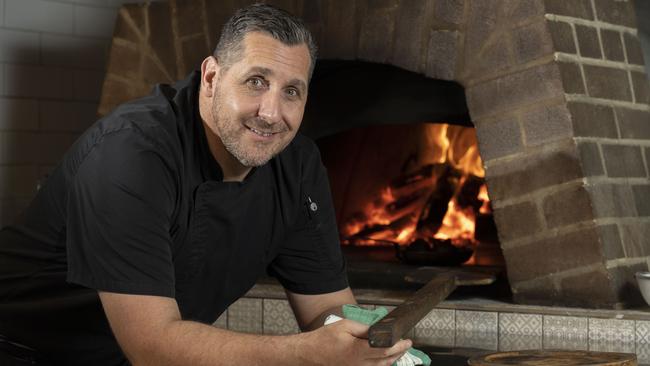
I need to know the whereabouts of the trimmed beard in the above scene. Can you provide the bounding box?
[212,87,293,167]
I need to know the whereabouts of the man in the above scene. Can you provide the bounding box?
[0,3,412,366]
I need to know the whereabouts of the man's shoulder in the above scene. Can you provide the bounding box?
[277,134,321,166]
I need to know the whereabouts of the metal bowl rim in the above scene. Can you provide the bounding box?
[635,271,650,279]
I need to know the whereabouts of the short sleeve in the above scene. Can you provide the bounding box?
[267,142,349,294]
[65,128,177,298]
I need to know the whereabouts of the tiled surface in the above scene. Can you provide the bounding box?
[263,299,300,335]
[212,311,227,329]
[228,298,262,334]
[499,334,543,351]
[589,318,635,353]
[414,309,455,347]
[543,315,589,350]
[499,313,543,336]
[456,310,498,332]
[221,295,650,361]
[456,330,498,350]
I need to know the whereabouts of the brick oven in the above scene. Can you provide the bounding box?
[99,0,650,309]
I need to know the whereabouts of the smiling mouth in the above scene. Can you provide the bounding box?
[246,126,280,137]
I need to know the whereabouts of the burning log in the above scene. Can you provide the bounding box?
[457,175,484,211]
[415,166,459,235]
[395,238,473,266]
[346,213,417,244]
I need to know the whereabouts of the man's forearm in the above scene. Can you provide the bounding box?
[132,319,305,366]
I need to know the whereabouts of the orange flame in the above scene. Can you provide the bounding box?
[343,124,490,256]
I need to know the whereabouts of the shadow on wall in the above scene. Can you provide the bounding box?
[0,39,108,226]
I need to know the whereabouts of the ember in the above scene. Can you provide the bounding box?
[325,123,494,266]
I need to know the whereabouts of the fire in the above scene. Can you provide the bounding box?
[341,123,492,263]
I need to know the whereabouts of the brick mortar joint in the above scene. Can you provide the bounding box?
[499,216,596,250]
[554,53,647,73]
[565,94,650,111]
[544,14,638,35]
[511,262,605,291]
[490,178,585,211]
[484,138,578,170]
[575,137,650,148]
[606,257,649,269]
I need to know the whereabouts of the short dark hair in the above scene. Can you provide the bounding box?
[214,3,317,77]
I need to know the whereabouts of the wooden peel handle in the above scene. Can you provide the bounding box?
[368,274,457,348]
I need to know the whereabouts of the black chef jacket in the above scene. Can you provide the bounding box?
[0,71,348,366]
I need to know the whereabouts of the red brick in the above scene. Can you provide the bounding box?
[583,65,632,101]
[601,144,646,178]
[544,0,594,19]
[547,20,577,54]
[557,61,585,94]
[467,63,564,118]
[601,29,625,62]
[358,7,397,63]
[503,227,606,283]
[616,107,650,140]
[493,201,543,241]
[513,20,555,63]
[624,33,645,66]
[486,139,582,200]
[575,24,602,59]
[568,102,618,138]
[389,0,435,72]
[593,0,637,27]
[542,184,594,229]
[631,71,650,104]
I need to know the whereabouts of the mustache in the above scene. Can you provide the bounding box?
[244,118,287,133]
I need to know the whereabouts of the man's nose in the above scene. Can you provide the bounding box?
[258,91,282,124]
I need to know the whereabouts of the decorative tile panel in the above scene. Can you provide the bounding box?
[414,309,455,347]
[543,315,588,350]
[499,334,543,351]
[212,310,228,329]
[499,313,542,336]
[263,299,300,335]
[637,320,650,344]
[227,298,262,334]
[456,330,498,350]
[638,321,650,365]
[588,318,635,353]
[456,310,498,332]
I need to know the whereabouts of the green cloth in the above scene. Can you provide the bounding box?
[342,304,432,366]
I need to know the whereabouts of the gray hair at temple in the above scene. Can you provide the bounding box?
[214,3,318,78]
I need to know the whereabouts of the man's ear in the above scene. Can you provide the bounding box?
[200,56,220,98]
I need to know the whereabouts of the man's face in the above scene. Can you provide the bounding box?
[209,32,311,167]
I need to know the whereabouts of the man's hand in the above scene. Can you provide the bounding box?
[297,319,413,366]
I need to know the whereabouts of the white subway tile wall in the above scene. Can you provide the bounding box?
[5,0,75,34]
[0,97,39,130]
[0,0,147,226]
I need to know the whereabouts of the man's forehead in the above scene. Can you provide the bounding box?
[238,32,310,84]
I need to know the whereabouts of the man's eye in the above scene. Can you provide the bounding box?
[246,77,265,89]
[286,88,299,98]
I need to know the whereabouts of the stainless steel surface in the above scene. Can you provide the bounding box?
[636,271,650,306]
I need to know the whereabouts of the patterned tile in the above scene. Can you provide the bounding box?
[227,298,262,334]
[499,334,542,351]
[588,318,635,353]
[414,328,455,347]
[456,330,498,350]
[637,320,650,344]
[263,299,300,335]
[499,313,542,336]
[413,309,455,347]
[637,342,650,365]
[456,310,498,332]
[543,315,588,351]
[212,310,228,329]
